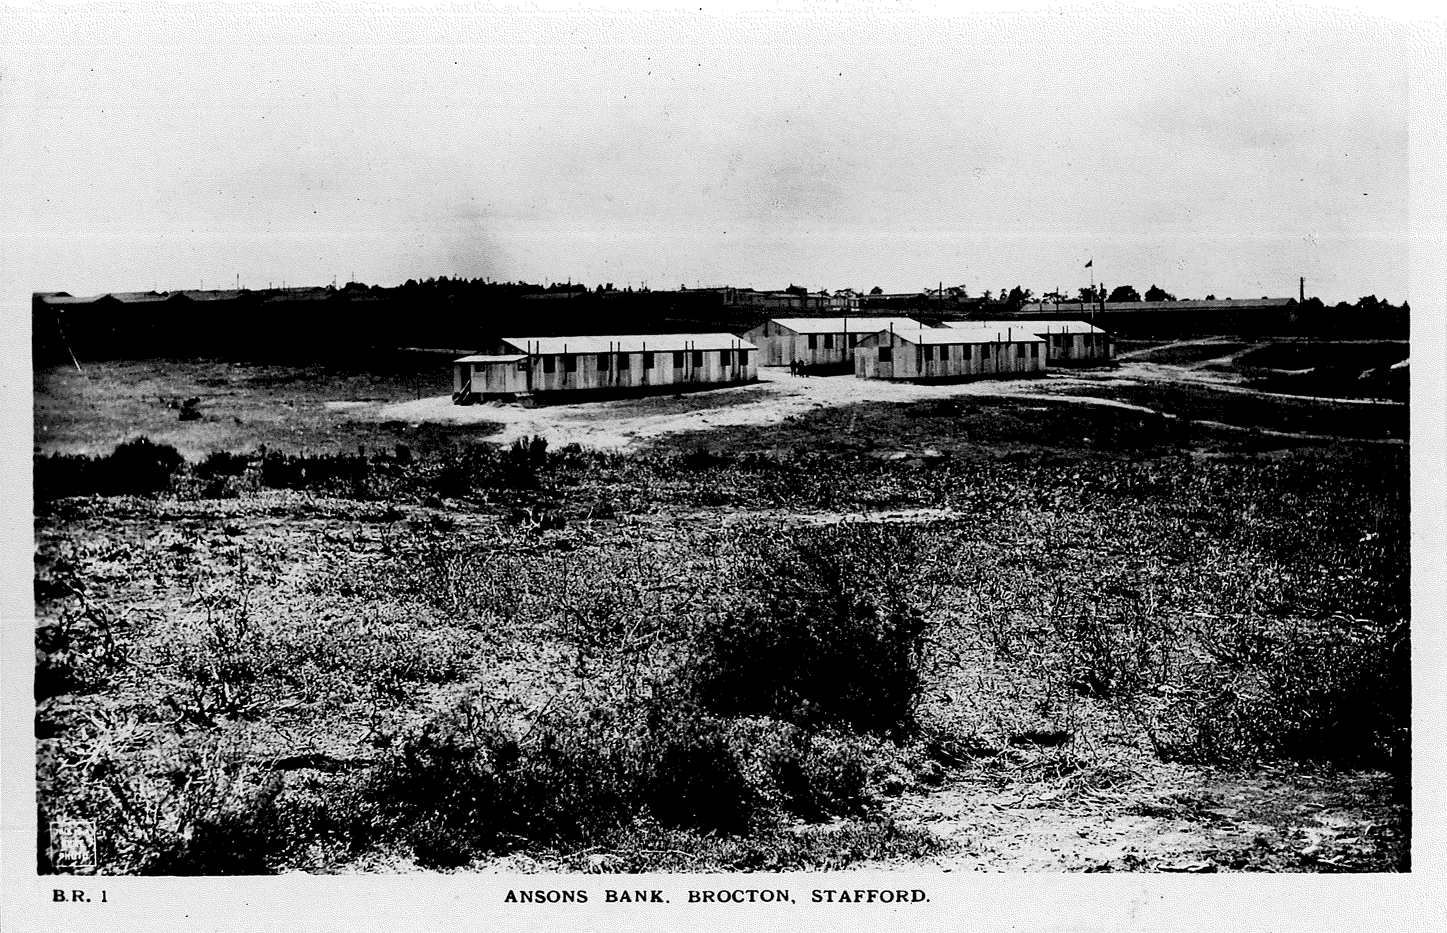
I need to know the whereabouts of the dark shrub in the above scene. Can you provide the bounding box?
[358,695,636,864]
[196,451,252,479]
[146,774,287,875]
[726,718,871,820]
[500,435,549,489]
[34,603,127,700]
[686,523,928,738]
[638,699,757,834]
[1175,614,1409,770]
[257,451,374,497]
[106,438,184,494]
[35,438,184,500]
[356,689,773,865]
[39,732,299,875]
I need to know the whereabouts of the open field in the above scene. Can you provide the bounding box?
[34,347,1410,874]
[1115,338,1409,403]
[34,354,498,459]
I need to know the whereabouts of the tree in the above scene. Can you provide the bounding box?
[1077,286,1099,303]
[1005,286,1033,310]
[870,286,883,295]
[1107,284,1141,303]
[1144,284,1176,302]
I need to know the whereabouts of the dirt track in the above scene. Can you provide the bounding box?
[372,367,1149,450]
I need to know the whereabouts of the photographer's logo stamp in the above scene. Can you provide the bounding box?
[50,819,97,870]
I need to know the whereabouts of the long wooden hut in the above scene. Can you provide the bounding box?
[741,317,923,371]
[946,319,1112,365]
[453,333,758,403]
[853,323,1046,382]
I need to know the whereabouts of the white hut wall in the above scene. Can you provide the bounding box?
[1041,331,1111,363]
[481,361,529,394]
[853,332,905,379]
[743,323,788,367]
[529,346,755,393]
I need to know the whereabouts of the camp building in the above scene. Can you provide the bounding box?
[741,317,924,370]
[945,319,1112,365]
[853,323,1047,381]
[453,333,758,403]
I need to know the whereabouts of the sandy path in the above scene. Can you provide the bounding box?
[368,368,1124,451]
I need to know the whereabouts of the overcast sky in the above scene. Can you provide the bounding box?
[3,4,1414,304]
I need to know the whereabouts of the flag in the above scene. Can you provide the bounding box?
[1084,260,1093,268]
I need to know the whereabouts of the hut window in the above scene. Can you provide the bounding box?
[543,355,556,374]
[517,360,527,372]
[824,334,834,349]
[692,350,704,367]
[849,334,859,347]
[807,334,818,350]
[562,354,577,372]
[643,352,655,370]
[739,349,750,364]
[673,351,685,369]
[922,345,934,362]
[720,350,733,366]
[597,353,610,370]
[939,345,951,362]
[1030,342,1039,358]
[878,346,893,363]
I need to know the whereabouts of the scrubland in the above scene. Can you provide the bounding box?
[34,361,1409,874]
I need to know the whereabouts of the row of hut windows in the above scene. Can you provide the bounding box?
[874,343,1040,364]
[805,334,862,350]
[1049,333,1102,348]
[540,349,750,374]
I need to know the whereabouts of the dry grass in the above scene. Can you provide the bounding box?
[34,369,1409,874]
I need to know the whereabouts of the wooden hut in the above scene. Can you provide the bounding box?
[741,317,923,371]
[945,319,1112,365]
[453,333,758,403]
[853,323,1046,381]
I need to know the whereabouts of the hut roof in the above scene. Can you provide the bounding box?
[499,334,758,355]
[454,354,527,364]
[868,327,1043,346]
[104,290,174,304]
[765,317,923,334]
[176,289,246,302]
[948,319,1108,336]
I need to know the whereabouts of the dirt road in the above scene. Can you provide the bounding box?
[371,367,1141,450]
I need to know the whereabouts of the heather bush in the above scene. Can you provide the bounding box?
[354,690,760,866]
[38,730,297,874]
[685,523,929,738]
[1167,613,1409,769]
[35,438,185,500]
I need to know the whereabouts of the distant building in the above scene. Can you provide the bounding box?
[453,333,758,403]
[714,288,857,312]
[853,324,1046,381]
[1021,297,1294,316]
[1015,297,1299,338]
[945,319,1112,365]
[741,317,924,370]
